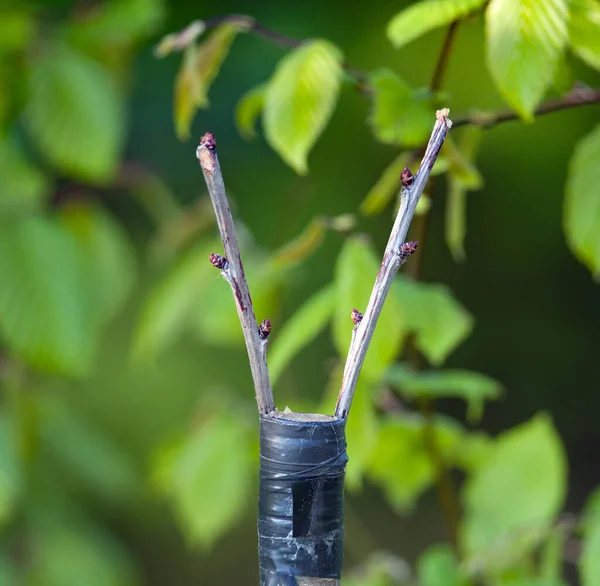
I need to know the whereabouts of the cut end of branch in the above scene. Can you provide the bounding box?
[351,308,363,327]
[259,319,272,340]
[197,133,217,174]
[436,108,452,128]
[209,253,228,270]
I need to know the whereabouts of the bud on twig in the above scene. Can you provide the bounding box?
[209,253,228,270]
[398,240,419,265]
[351,308,363,327]
[259,319,272,340]
[401,167,414,188]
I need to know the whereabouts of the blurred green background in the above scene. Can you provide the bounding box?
[1,0,600,584]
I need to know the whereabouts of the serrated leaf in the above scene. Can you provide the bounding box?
[385,364,503,423]
[564,123,600,276]
[462,414,567,570]
[0,136,49,216]
[569,0,600,71]
[235,83,266,140]
[0,216,94,376]
[485,0,569,121]
[388,0,487,49]
[59,203,136,326]
[418,544,466,586]
[153,411,253,548]
[369,69,433,147]
[367,414,464,511]
[25,44,125,182]
[174,23,243,140]
[269,285,335,384]
[0,415,21,529]
[360,152,411,216]
[395,278,473,366]
[333,237,405,380]
[263,39,343,174]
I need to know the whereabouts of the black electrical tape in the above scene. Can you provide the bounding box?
[258,413,348,586]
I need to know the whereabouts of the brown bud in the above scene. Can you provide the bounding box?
[209,253,228,270]
[259,319,272,340]
[200,132,216,151]
[400,167,414,188]
[398,240,419,264]
[351,308,363,326]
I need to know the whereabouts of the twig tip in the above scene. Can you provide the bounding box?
[197,133,217,173]
[436,108,452,128]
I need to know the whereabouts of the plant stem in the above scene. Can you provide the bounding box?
[196,133,275,415]
[335,110,452,419]
[430,21,460,93]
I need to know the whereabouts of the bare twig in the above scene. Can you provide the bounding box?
[452,86,600,128]
[335,110,452,419]
[197,133,275,415]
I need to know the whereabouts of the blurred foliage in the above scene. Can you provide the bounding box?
[0,0,600,585]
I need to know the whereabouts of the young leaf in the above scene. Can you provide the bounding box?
[564,123,600,276]
[360,152,411,216]
[0,415,21,529]
[569,0,600,71]
[462,414,567,569]
[395,278,473,366]
[263,39,343,174]
[385,364,503,423]
[174,23,242,139]
[0,217,94,376]
[269,285,335,384]
[152,410,253,548]
[235,83,266,140]
[369,69,433,147]
[388,0,487,49]
[25,44,125,182]
[0,136,49,216]
[59,203,136,326]
[333,236,405,380]
[418,544,466,586]
[485,0,569,121]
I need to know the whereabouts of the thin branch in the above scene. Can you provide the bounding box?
[430,21,460,93]
[452,86,600,128]
[335,110,452,419]
[197,133,275,415]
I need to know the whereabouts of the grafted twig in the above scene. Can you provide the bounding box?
[335,110,452,419]
[197,133,275,414]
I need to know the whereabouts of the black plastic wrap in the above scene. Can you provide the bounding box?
[258,413,348,586]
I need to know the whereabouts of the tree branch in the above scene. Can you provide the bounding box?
[452,86,600,128]
[335,110,452,419]
[197,133,275,415]
[430,21,460,93]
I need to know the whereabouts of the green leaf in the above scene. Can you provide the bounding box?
[580,488,600,586]
[369,69,433,147]
[235,83,266,140]
[388,0,487,49]
[333,236,405,379]
[367,414,464,511]
[385,364,503,423]
[569,0,600,71]
[0,415,21,529]
[485,0,569,121]
[360,152,411,216]
[152,410,253,548]
[263,39,343,174]
[418,544,466,586]
[59,203,136,326]
[395,278,473,366]
[564,123,600,276]
[269,285,335,384]
[174,24,242,140]
[0,216,94,376]
[39,399,139,505]
[0,136,50,216]
[462,414,567,570]
[25,43,125,182]
[132,240,218,360]
[541,527,564,585]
